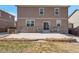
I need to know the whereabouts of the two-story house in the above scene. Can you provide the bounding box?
[16,5,69,33]
[0,10,15,32]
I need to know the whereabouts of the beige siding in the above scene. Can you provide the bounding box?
[68,10,79,35]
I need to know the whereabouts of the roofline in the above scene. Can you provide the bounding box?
[16,5,69,7]
[0,9,15,17]
[68,9,79,19]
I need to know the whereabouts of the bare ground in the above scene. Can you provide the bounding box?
[0,39,79,53]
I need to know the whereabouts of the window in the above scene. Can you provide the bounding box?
[57,24,60,27]
[31,21,34,26]
[27,21,31,27]
[56,19,61,32]
[56,19,61,28]
[44,22,49,30]
[26,20,35,27]
[54,8,59,16]
[39,8,44,16]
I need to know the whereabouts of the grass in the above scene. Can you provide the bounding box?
[0,38,79,53]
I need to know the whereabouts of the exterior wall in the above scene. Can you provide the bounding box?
[0,10,15,32]
[17,6,68,18]
[68,10,79,35]
[17,6,68,34]
[68,10,79,28]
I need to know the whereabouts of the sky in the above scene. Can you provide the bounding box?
[0,5,17,16]
[0,5,79,17]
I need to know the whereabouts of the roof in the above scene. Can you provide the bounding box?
[0,10,15,17]
[69,9,79,19]
[16,5,69,7]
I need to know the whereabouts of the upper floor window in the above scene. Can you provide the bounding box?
[39,8,44,16]
[26,20,35,27]
[54,8,60,16]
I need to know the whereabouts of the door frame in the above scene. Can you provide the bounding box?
[56,19,61,32]
[42,21,50,33]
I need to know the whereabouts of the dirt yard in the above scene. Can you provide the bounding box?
[0,33,79,53]
[0,39,79,53]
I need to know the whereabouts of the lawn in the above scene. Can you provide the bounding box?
[0,39,79,53]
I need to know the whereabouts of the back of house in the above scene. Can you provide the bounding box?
[16,5,69,34]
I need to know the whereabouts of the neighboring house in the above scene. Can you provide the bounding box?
[68,10,79,35]
[0,10,15,32]
[16,5,69,33]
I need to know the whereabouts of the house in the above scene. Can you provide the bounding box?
[0,10,15,32]
[16,5,69,33]
[68,10,79,35]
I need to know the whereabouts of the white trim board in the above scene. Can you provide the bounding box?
[17,17,68,20]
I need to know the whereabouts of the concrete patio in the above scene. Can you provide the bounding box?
[0,33,72,40]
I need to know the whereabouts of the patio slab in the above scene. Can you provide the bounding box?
[2,33,71,40]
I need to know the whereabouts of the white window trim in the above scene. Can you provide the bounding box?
[54,8,60,16]
[26,19,35,27]
[56,19,61,27]
[56,19,62,28]
[56,19,61,32]
[39,8,44,16]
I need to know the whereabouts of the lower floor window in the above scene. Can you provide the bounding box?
[57,23,60,27]
[26,20,34,27]
[56,19,61,28]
